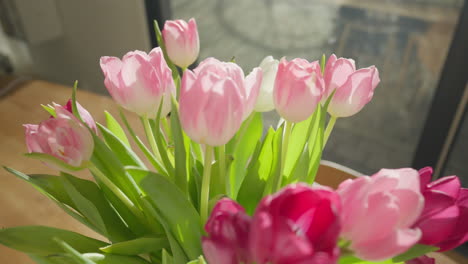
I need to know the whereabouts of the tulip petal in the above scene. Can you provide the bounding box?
[417,205,459,245]
[428,176,461,198]
[353,228,421,261]
[243,67,263,119]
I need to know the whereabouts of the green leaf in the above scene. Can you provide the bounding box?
[237,128,274,215]
[338,256,404,264]
[392,244,439,263]
[140,170,202,260]
[304,105,326,184]
[170,98,188,195]
[90,137,149,236]
[100,236,168,255]
[104,111,130,147]
[61,175,107,235]
[83,253,150,264]
[41,104,56,117]
[150,98,175,179]
[3,167,103,235]
[187,256,207,264]
[24,153,86,171]
[0,226,107,256]
[320,53,326,74]
[97,123,146,169]
[55,238,96,264]
[71,80,84,123]
[91,133,141,206]
[263,124,284,195]
[228,113,263,198]
[140,197,188,264]
[162,249,174,264]
[29,254,76,264]
[119,109,168,176]
[61,173,133,242]
[283,111,317,181]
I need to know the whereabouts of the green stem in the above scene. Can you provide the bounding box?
[323,116,338,149]
[218,145,227,196]
[161,116,171,143]
[89,165,146,223]
[142,115,162,162]
[200,145,214,223]
[275,121,293,192]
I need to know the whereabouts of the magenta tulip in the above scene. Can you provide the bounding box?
[65,100,97,133]
[273,58,324,123]
[24,105,94,169]
[179,57,262,146]
[406,255,435,264]
[202,199,251,264]
[338,168,424,261]
[324,54,380,117]
[163,18,199,68]
[100,48,175,118]
[414,167,468,251]
[250,184,341,264]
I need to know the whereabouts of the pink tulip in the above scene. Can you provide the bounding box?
[324,54,380,117]
[100,48,175,118]
[273,58,324,123]
[24,105,94,168]
[65,100,97,133]
[202,199,251,264]
[179,57,262,146]
[250,184,341,264]
[414,167,468,251]
[406,255,435,264]
[338,168,424,261]
[163,18,199,68]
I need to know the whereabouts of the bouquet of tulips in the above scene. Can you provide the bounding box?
[2,18,468,264]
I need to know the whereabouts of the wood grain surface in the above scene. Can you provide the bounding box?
[0,80,143,264]
[0,80,465,263]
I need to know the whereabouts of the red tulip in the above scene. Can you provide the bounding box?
[202,198,251,264]
[250,184,341,264]
[405,255,435,264]
[414,167,468,251]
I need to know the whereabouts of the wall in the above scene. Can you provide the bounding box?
[27,0,151,94]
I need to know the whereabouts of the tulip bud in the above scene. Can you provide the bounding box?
[163,18,200,68]
[179,57,262,146]
[65,100,97,133]
[202,199,251,264]
[24,105,94,169]
[414,167,468,251]
[100,48,175,118]
[250,184,341,264]
[254,56,279,112]
[273,58,324,123]
[324,54,380,117]
[338,168,424,261]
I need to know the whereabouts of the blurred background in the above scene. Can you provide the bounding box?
[0,0,467,252]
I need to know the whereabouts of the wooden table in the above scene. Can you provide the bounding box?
[0,80,144,264]
[0,80,465,263]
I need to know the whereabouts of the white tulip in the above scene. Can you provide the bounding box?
[254,56,279,112]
